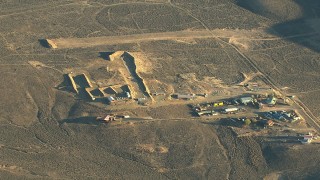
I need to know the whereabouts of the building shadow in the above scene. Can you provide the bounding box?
[61,116,101,125]
[237,0,320,52]
[38,39,50,48]
[201,121,221,126]
[269,0,320,52]
[219,118,244,128]
[55,74,73,92]
[99,52,114,60]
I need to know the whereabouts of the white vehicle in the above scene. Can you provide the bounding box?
[223,107,239,114]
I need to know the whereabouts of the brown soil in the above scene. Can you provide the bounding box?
[0,0,320,179]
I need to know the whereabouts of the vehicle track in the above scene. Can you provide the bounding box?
[0,1,76,19]
[223,40,320,132]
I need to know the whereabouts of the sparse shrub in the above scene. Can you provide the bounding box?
[244,119,252,126]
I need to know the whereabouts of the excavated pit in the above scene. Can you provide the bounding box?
[121,52,151,98]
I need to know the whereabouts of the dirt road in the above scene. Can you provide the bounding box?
[48,29,318,49]
[50,30,217,49]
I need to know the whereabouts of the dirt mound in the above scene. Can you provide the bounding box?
[236,0,303,21]
[228,36,250,50]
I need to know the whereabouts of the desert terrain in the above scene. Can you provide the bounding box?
[0,0,320,179]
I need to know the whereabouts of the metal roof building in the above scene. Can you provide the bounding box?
[239,97,253,104]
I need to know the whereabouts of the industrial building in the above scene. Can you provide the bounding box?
[239,96,253,105]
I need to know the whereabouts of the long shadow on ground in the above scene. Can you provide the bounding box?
[62,116,102,125]
[237,0,320,52]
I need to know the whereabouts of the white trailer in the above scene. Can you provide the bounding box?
[223,107,239,113]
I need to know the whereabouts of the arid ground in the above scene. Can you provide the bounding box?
[0,0,320,179]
